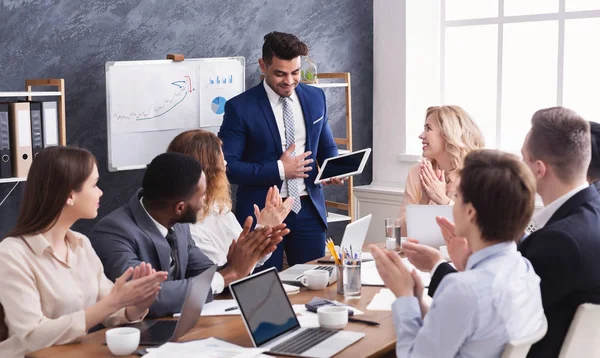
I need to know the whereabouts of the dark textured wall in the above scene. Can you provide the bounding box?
[0,0,373,239]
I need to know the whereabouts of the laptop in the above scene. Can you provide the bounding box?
[278,215,372,285]
[406,204,454,248]
[230,268,365,358]
[129,265,216,345]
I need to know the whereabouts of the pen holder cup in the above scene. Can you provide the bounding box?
[335,264,344,294]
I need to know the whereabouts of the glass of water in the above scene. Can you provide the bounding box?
[385,218,401,249]
[343,248,362,299]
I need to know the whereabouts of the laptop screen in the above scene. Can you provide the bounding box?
[230,268,300,347]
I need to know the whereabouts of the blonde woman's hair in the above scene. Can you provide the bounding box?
[167,129,232,221]
[426,105,485,170]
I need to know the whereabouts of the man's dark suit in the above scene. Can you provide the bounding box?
[427,185,600,358]
[89,190,214,318]
[219,81,338,270]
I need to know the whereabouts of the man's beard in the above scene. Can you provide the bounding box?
[179,205,198,224]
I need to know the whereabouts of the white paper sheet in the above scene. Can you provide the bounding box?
[143,337,267,358]
[361,259,431,287]
[293,303,364,316]
[173,299,240,318]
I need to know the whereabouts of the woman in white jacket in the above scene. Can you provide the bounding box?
[168,129,292,267]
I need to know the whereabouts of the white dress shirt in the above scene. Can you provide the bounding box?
[140,198,224,294]
[189,205,271,268]
[393,241,545,357]
[531,182,589,229]
[263,80,307,197]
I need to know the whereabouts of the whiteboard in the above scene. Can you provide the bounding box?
[105,57,245,171]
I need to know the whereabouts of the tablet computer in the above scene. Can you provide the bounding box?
[314,148,371,184]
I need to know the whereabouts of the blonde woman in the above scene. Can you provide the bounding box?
[400,106,485,235]
[167,129,292,267]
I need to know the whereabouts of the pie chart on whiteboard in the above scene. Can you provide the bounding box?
[211,96,227,115]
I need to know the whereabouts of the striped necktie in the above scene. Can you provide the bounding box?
[280,96,302,214]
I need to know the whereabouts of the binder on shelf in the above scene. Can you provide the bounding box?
[0,104,12,178]
[9,102,33,178]
[40,101,58,147]
[29,102,44,158]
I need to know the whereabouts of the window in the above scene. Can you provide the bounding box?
[406,0,600,154]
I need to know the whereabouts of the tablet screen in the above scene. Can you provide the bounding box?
[320,151,365,180]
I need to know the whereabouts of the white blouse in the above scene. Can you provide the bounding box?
[189,206,271,268]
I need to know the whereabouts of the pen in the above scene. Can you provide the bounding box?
[225,306,239,312]
[348,317,380,326]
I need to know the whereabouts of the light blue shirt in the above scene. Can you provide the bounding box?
[392,241,545,358]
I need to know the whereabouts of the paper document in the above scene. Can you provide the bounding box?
[282,283,300,295]
[293,303,364,316]
[366,288,433,312]
[143,337,268,358]
[361,259,431,287]
[173,299,240,318]
[366,288,397,311]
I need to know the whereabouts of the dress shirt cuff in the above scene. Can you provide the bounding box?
[73,309,87,337]
[104,307,148,328]
[211,272,225,294]
[257,252,272,266]
[392,296,421,317]
[277,160,285,181]
[448,199,454,205]
[431,259,447,275]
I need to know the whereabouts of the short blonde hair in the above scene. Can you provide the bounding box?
[426,105,485,170]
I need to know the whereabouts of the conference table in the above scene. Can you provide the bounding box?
[27,251,397,358]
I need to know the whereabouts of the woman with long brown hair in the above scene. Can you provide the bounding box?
[167,129,292,266]
[0,146,167,357]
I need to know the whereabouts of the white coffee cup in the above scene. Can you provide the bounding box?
[317,306,348,329]
[300,270,329,290]
[105,327,140,356]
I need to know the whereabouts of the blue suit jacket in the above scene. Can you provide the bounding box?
[89,190,215,318]
[218,81,338,228]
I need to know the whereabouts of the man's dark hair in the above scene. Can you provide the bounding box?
[262,31,308,65]
[588,121,600,182]
[527,106,590,183]
[142,152,203,206]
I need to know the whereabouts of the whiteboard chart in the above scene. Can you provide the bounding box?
[105,57,245,171]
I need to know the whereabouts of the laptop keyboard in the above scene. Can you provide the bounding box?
[140,320,177,344]
[271,328,337,355]
[295,265,334,280]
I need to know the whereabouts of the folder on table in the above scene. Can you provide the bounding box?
[40,101,58,147]
[0,104,12,178]
[29,102,44,158]
[9,102,33,178]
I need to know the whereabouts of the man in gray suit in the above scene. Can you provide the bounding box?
[90,153,289,318]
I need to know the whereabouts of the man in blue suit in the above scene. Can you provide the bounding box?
[219,32,341,270]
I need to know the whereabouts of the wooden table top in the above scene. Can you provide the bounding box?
[27,249,396,358]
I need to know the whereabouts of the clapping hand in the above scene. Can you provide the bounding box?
[419,160,450,205]
[436,216,471,271]
[370,245,415,297]
[226,217,289,278]
[402,238,443,272]
[254,186,293,227]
